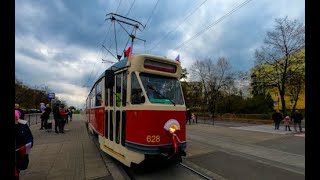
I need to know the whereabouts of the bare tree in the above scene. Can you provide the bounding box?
[287,62,305,115]
[191,57,235,125]
[254,16,305,115]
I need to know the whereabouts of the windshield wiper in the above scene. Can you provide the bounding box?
[147,85,176,106]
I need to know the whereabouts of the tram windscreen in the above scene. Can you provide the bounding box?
[139,73,184,105]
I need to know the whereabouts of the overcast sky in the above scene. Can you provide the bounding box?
[15,0,305,109]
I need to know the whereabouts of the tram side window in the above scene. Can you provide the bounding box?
[116,74,121,107]
[121,111,126,146]
[90,89,95,107]
[105,88,109,106]
[110,110,113,141]
[95,80,102,106]
[131,72,144,104]
[104,110,108,139]
[116,111,120,144]
[122,72,127,106]
[109,88,113,107]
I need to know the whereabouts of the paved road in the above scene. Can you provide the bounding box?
[184,124,305,180]
[20,114,305,180]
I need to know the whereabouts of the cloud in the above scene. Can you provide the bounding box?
[15,0,305,108]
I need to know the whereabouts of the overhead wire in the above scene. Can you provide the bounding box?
[83,22,112,88]
[89,0,137,88]
[172,0,253,51]
[144,0,160,30]
[147,0,208,53]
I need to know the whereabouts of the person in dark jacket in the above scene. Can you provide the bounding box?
[292,110,303,133]
[43,104,52,129]
[272,110,283,130]
[68,108,73,122]
[15,110,33,179]
[15,103,25,120]
[52,102,62,134]
[186,108,192,125]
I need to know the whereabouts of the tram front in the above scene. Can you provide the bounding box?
[125,54,187,163]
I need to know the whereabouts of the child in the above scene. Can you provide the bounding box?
[191,113,196,124]
[283,116,291,131]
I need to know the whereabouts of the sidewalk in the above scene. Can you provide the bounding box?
[231,124,305,136]
[20,115,126,180]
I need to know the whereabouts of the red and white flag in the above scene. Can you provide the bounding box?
[125,45,132,58]
[17,142,32,156]
[175,54,180,63]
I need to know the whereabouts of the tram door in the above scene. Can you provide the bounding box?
[113,71,127,147]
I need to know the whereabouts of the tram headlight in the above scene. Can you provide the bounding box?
[164,119,180,134]
[169,124,179,134]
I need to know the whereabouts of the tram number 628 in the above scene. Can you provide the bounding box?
[146,135,160,143]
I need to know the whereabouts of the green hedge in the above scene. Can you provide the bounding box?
[192,112,272,120]
[221,113,272,120]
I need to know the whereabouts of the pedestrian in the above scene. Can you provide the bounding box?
[39,102,46,130]
[186,108,191,125]
[15,110,33,180]
[43,104,52,130]
[69,108,73,121]
[292,110,303,133]
[283,116,292,131]
[65,108,69,124]
[191,113,196,124]
[59,105,67,133]
[272,110,283,130]
[15,103,25,120]
[52,101,62,134]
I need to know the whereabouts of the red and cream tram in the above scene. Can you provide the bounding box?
[85,54,186,168]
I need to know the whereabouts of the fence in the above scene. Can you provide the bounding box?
[24,113,54,127]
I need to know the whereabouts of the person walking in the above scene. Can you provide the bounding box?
[292,110,303,133]
[15,110,33,180]
[272,110,283,130]
[52,101,62,134]
[283,116,292,131]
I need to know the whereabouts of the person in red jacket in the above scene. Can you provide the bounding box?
[15,110,33,179]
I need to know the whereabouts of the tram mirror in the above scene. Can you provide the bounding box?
[105,70,115,88]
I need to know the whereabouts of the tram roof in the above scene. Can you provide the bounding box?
[94,53,180,85]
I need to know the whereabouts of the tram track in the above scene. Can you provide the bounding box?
[179,163,213,180]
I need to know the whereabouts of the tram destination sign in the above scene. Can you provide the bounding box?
[48,92,55,99]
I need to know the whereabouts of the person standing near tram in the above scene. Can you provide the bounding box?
[15,103,25,120]
[43,104,52,129]
[52,101,62,133]
[186,108,192,125]
[39,102,46,130]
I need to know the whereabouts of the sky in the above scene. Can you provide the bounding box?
[15,0,305,109]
